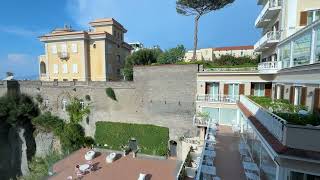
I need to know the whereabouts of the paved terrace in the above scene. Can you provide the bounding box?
[214,125,246,180]
[50,148,177,180]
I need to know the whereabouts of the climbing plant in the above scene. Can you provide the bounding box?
[66,97,90,124]
[105,87,117,101]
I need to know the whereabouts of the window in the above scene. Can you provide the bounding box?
[228,84,239,99]
[117,55,121,63]
[62,99,67,111]
[72,64,78,73]
[316,28,320,62]
[254,83,265,97]
[63,79,68,82]
[63,64,68,74]
[294,87,302,106]
[53,64,59,74]
[71,43,77,53]
[301,10,320,25]
[61,43,67,53]
[51,44,57,54]
[293,33,312,66]
[280,43,291,68]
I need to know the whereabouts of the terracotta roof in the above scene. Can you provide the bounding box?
[213,45,254,51]
[238,102,320,161]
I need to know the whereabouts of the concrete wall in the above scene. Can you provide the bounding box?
[0,64,198,141]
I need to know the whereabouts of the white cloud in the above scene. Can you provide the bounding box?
[0,26,46,37]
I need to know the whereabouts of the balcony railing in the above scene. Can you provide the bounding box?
[239,95,320,152]
[239,95,286,142]
[254,31,281,51]
[196,94,239,104]
[255,0,282,27]
[258,61,282,73]
[58,52,69,60]
[203,67,258,72]
[193,115,212,127]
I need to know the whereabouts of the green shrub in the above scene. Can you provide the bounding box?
[106,88,117,101]
[95,122,169,156]
[248,96,319,125]
[18,151,63,180]
[66,98,90,124]
[83,136,95,148]
[157,45,186,64]
[32,112,64,135]
[85,95,91,101]
[35,94,43,104]
[60,123,85,152]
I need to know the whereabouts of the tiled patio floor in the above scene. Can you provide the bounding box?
[50,148,177,180]
[214,125,246,180]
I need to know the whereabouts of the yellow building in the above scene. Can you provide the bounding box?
[39,18,132,81]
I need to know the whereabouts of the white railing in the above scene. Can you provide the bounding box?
[196,94,239,104]
[255,0,282,26]
[195,118,216,180]
[239,95,286,143]
[258,61,282,73]
[203,67,258,72]
[254,31,281,51]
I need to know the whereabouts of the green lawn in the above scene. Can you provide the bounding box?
[95,122,169,156]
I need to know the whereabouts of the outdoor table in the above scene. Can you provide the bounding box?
[79,164,90,172]
[242,161,259,172]
[201,165,216,175]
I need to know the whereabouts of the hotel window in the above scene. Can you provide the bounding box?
[254,83,265,97]
[228,84,239,99]
[72,64,78,73]
[316,28,320,62]
[51,44,57,54]
[205,82,219,100]
[61,43,67,53]
[63,64,68,74]
[293,32,312,66]
[301,10,320,26]
[290,86,307,106]
[53,64,59,74]
[280,43,291,68]
[71,43,78,53]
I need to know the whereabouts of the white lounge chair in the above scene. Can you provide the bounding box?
[138,173,146,180]
[85,150,95,160]
[106,152,117,163]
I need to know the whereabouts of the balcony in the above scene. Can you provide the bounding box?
[255,0,282,28]
[238,95,320,152]
[193,115,210,127]
[58,52,69,60]
[196,94,239,104]
[254,31,280,52]
[257,61,282,74]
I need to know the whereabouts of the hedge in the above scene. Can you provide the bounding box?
[95,122,169,156]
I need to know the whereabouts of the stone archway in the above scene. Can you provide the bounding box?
[40,62,46,75]
[169,140,177,157]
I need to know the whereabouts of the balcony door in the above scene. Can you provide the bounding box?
[254,83,265,97]
[228,84,239,99]
[206,82,219,100]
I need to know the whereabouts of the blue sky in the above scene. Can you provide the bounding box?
[0,0,261,79]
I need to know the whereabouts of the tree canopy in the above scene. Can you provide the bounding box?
[157,45,186,64]
[176,0,235,16]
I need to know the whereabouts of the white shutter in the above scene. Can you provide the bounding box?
[72,64,78,73]
[71,43,78,53]
[53,64,58,74]
[51,44,57,54]
[63,64,68,74]
[61,43,67,53]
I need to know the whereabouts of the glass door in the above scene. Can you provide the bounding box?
[228,84,239,101]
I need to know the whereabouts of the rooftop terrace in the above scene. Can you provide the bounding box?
[49,148,177,180]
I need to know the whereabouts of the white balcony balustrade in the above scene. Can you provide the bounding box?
[258,61,282,74]
[196,94,239,104]
[254,31,281,52]
[239,95,320,152]
[255,0,282,28]
[58,52,69,60]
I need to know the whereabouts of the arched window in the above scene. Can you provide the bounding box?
[40,62,46,74]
